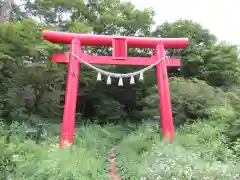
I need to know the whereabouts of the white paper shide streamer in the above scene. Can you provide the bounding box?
[130,76,135,84]
[118,77,123,86]
[139,71,144,81]
[107,76,111,85]
[97,72,102,81]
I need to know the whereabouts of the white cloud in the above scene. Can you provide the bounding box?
[127,0,240,45]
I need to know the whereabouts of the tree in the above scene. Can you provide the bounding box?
[152,19,240,88]
[0,0,155,122]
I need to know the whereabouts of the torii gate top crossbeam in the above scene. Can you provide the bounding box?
[43,30,189,48]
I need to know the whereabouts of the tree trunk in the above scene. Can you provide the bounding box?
[0,0,12,22]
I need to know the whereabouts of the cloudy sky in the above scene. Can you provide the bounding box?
[127,0,240,45]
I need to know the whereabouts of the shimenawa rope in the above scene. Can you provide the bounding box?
[67,52,168,85]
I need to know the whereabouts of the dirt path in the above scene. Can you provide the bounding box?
[108,147,121,180]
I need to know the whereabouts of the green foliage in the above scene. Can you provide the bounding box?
[1,0,240,179]
[141,77,228,125]
[223,88,240,142]
[141,142,239,180]
[1,0,240,127]
[153,19,217,47]
[1,118,240,180]
[198,43,240,87]
[153,20,240,87]
[0,19,64,119]
[233,139,240,157]
[170,78,223,123]
[93,97,126,123]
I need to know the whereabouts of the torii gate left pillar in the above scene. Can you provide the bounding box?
[42,30,189,148]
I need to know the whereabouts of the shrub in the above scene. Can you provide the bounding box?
[94,98,126,124]
[141,77,227,125]
[140,119,240,180]
[223,89,240,143]
[1,111,239,180]
[140,142,240,180]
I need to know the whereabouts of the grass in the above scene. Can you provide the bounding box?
[1,119,240,180]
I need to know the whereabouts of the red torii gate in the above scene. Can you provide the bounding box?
[43,30,189,148]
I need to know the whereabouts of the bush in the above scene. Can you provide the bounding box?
[0,123,138,180]
[141,77,227,125]
[1,117,240,180]
[140,119,240,180]
[223,89,240,143]
[233,139,240,157]
[140,142,240,180]
[94,97,126,124]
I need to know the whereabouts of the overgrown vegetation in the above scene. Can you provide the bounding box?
[0,0,240,179]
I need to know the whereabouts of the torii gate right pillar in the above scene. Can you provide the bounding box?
[156,44,174,142]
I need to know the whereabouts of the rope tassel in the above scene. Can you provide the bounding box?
[97,72,102,81]
[118,77,123,86]
[130,76,135,84]
[107,76,111,85]
[139,71,144,81]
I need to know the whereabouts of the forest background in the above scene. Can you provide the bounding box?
[0,0,240,179]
